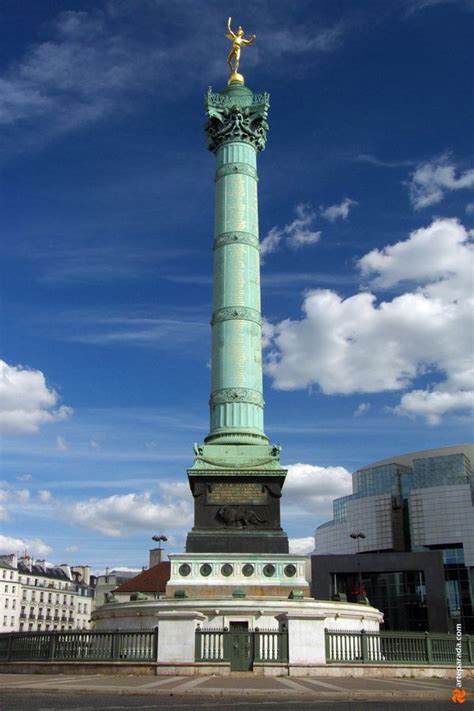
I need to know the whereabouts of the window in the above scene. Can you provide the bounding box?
[1,571,5,579]
[31,591,36,602]
[10,616,14,626]
[3,616,7,625]
[19,623,24,631]
[10,572,13,580]
[26,578,30,585]
[12,600,16,609]
[12,585,15,593]
[5,599,8,609]
[4,585,8,593]
[48,593,52,603]
[40,592,44,602]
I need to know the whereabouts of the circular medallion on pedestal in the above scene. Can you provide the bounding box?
[178,563,191,577]
[242,563,254,577]
[263,564,276,577]
[284,564,297,577]
[221,563,233,577]
[200,564,212,577]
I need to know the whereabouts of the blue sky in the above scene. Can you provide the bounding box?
[1,0,473,571]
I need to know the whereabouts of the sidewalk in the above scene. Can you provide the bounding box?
[0,672,472,701]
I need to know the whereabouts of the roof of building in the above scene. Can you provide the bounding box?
[0,556,16,570]
[358,444,474,472]
[114,561,170,593]
[18,561,71,580]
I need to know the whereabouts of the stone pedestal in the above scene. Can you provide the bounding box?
[166,553,309,599]
[277,611,327,665]
[156,610,206,663]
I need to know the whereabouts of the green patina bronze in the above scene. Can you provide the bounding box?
[186,80,288,553]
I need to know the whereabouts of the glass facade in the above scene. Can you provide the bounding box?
[332,570,428,631]
[413,454,472,490]
[429,545,474,633]
[315,447,474,633]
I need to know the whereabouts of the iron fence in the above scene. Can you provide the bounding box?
[0,630,157,663]
[325,629,473,665]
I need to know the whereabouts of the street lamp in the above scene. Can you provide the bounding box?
[350,531,366,600]
[152,534,168,551]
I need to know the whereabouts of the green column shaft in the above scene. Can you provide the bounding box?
[209,140,264,440]
[204,84,270,445]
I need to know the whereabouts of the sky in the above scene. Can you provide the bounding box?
[1,0,473,572]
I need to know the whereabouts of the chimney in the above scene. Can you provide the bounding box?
[149,548,162,567]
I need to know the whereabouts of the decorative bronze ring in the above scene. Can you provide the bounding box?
[242,563,254,577]
[178,563,191,577]
[284,564,297,577]
[221,563,233,577]
[200,564,212,577]
[263,564,276,577]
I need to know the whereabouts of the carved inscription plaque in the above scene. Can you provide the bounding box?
[207,482,267,505]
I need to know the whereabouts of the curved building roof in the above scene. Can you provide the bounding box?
[358,444,474,472]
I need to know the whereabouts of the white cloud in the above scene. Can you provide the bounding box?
[408,155,474,209]
[66,491,193,537]
[320,197,357,222]
[283,463,352,518]
[0,360,72,435]
[265,218,474,423]
[0,534,52,557]
[358,218,472,299]
[16,489,30,504]
[65,545,79,553]
[289,537,315,555]
[16,474,33,481]
[261,204,321,256]
[38,490,52,503]
[55,436,68,451]
[354,402,371,417]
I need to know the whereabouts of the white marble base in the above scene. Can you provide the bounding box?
[167,553,309,592]
[93,597,383,668]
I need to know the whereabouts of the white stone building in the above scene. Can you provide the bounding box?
[17,558,95,632]
[0,554,20,633]
[0,555,96,633]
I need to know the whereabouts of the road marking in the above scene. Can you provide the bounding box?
[137,676,185,689]
[276,676,315,693]
[2,674,100,687]
[171,676,209,691]
[302,677,352,691]
[372,677,454,691]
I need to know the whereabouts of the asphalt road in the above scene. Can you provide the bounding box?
[0,673,472,710]
[0,694,470,711]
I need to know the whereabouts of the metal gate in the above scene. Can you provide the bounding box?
[228,630,254,671]
[195,627,288,670]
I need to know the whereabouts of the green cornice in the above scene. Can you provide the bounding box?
[205,87,270,153]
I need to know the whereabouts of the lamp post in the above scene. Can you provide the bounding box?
[350,531,366,600]
[152,534,168,551]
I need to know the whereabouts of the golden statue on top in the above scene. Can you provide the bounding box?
[226,17,256,85]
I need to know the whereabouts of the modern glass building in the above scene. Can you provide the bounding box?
[312,445,474,632]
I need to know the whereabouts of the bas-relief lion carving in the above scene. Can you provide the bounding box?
[216,506,266,528]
